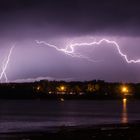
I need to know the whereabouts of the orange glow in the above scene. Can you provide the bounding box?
[60,86,65,91]
[123,98,127,102]
[121,86,128,93]
[121,98,128,124]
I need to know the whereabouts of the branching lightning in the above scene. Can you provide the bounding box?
[36,39,140,64]
[0,38,140,83]
[0,45,15,82]
[36,40,99,62]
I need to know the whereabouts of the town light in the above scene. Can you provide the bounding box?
[37,86,40,91]
[60,86,65,91]
[121,86,129,93]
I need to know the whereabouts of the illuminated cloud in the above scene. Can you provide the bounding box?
[0,0,140,82]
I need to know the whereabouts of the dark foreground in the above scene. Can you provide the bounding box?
[1,123,140,140]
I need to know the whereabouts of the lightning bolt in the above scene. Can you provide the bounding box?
[36,39,140,64]
[0,45,15,83]
[36,40,99,62]
[1,57,8,82]
[0,39,139,83]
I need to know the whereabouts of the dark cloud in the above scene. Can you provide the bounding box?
[0,0,140,38]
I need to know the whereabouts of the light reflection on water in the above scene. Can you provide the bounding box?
[0,99,140,132]
[121,98,128,124]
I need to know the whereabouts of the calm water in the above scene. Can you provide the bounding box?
[0,99,140,133]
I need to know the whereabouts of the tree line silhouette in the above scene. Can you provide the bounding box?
[0,80,140,99]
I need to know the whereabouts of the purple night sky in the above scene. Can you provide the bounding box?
[0,0,140,82]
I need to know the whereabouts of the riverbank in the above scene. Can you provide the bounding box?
[1,122,140,140]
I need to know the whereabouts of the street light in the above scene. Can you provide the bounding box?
[37,86,40,91]
[60,86,65,91]
[121,86,129,99]
[121,86,128,93]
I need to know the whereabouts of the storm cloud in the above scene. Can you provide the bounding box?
[0,0,140,82]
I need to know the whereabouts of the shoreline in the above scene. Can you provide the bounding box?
[1,122,140,140]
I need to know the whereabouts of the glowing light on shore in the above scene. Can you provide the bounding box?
[121,86,129,93]
[60,86,65,91]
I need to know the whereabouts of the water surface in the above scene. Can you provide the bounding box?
[0,99,140,132]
